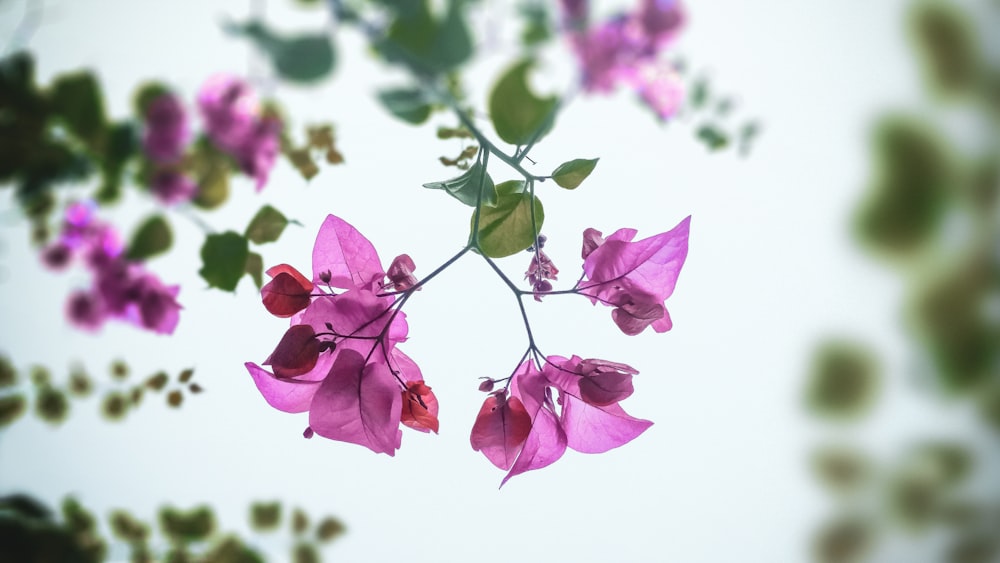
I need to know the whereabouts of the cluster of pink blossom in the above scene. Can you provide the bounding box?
[245,215,433,455]
[245,213,690,484]
[563,0,685,119]
[140,74,281,204]
[41,201,182,334]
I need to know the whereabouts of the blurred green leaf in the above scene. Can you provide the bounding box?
[61,497,96,534]
[291,508,309,535]
[855,116,952,255]
[126,215,173,261]
[910,1,980,96]
[109,510,149,542]
[519,2,552,46]
[250,502,282,532]
[378,0,472,75]
[489,59,557,146]
[190,139,232,210]
[111,359,129,380]
[805,340,880,421]
[811,445,871,494]
[227,21,335,84]
[199,232,250,292]
[245,252,264,290]
[813,514,874,563]
[145,371,169,391]
[95,121,137,203]
[30,365,50,386]
[245,205,290,245]
[203,536,265,563]
[315,516,345,542]
[178,368,195,384]
[947,532,999,563]
[35,385,68,424]
[159,506,215,542]
[167,390,183,408]
[68,368,92,397]
[101,392,128,421]
[551,158,598,190]
[473,188,544,258]
[292,542,320,563]
[0,394,27,427]
[0,355,16,388]
[423,161,497,207]
[695,123,729,151]
[133,82,172,116]
[48,71,107,151]
[376,88,433,125]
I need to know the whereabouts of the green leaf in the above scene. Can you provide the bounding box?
[473,190,544,258]
[126,215,172,261]
[191,139,232,209]
[378,0,472,75]
[246,252,264,290]
[422,161,496,207]
[159,506,215,542]
[551,158,598,190]
[695,123,729,151]
[250,502,282,531]
[0,394,26,427]
[376,88,433,125]
[133,82,172,116]
[489,59,557,146]
[227,21,336,84]
[199,232,250,292]
[48,71,107,151]
[910,2,980,96]
[805,340,880,421]
[95,121,138,203]
[245,205,290,245]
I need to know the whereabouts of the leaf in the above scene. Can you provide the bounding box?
[245,205,290,245]
[473,190,544,258]
[910,2,980,95]
[199,231,250,292]
[96,121,138,203]
[805,340,880,421]
[377,88,433,125]
[48,71,107,151]
[378,0,472,75]
[245,252,264,289]
[227,21,336,84]
[551,158,598,190]
[422,161,496,207]
[488,59,557,146]
[470,395,532,470]
[696,123,729,151]
[190,139,232,209]
[126,215,172,261]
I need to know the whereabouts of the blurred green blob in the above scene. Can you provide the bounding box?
[315,516,346,542]
[159,505,215,542]
[811,445,871,494]
[109,510,149,543]
[965,159,998,211]
[199,232,250,292]
[0,494,104,563]
[292,542,320,563]
[979,382,1000,432]
[164,547,193,563]
[68,366,92,397]
[178,368,195,384]
[110,359,129,380]
[35,385,69,424]
[129,386,144,406]
[488,59,557,146]
[245,205,290,245]
[126,215,173,261]
[472,184,544,258]
[203,536,265,563]
[695,124,729,151]
[887,465,946,530]
[519,2,552,46]
[291,508,309,535]
[249,501,282,531]
[909,1,981,96]
[102,392,128,421]
[48,71,108,152]
[855,116,952,255]
[0,394,27,427]
[423,161,497,208]
[189,138,232,210]
[167,390,184,408]
[910,252,997,392]
[947,532,999,563]
[689,77,709,109]
[62,497,96,534]
[0,355,17,388]
[813,514,874,563]
[145,371,169,391]
[551,158,598,190]
[910,442,972,487]
[376,0,473,75]
[132,82,172,116]
[30,365,51,386]
[805,340,880,421]
[376,88,433,125]
[95,121,138,203]
[227,21,336,84]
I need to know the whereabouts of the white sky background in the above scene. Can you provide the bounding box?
[0,0,991,561]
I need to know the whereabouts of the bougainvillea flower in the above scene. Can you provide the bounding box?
[233,117,281,191]
[261,264,314,317]
[66,290,106,331]
[525,249,559,301]
[635,62,685,120]
[134,274,182,334]
[142,93,189,164]
[247,214,425,455]
[385,254,418,292]
[150,170,197,205]
[401,380,439,433]
[502,364,568,486]
[470,392,533,470]
[577,215,690,335]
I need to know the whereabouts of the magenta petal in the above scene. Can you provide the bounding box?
[470,395,532,470]
[309,349,402,455]
[311,215,385,290]
[389,348,422,382]
[561,395,652,453]
[501,406,567,487]
[245,362,322,413]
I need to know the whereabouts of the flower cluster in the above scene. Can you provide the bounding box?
[41,201,182,334]
[472,356,650,486]
[564,0,686,119]
[140,74,281,205]
[245,215,434,455]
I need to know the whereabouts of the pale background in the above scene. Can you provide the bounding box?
[0,0,991,561]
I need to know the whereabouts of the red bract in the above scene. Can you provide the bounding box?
[470,392,533,471]
[577,215,690,335]
[261,264,314,317]
[246,214,426,456]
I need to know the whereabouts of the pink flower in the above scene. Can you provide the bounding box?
[246,215,425,455]
[142,93,189,164]
[197,74,281,191]
[576,215,690,335]
[472,356,651,486]
[150,170,197,206]
[525,249,559,301]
